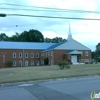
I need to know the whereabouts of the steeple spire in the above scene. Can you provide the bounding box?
[67,22,72,41]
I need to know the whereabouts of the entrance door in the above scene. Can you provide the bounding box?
[71,55,77,63]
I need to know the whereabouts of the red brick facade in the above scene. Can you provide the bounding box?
[0,49,91,68]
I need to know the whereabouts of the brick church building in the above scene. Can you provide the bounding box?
[0,25,91,68]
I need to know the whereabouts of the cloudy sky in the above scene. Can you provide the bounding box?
[0,0,100,51]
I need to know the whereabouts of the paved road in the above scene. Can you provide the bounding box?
[0,76,100,100]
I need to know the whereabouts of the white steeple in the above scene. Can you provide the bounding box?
[67,22,72,41]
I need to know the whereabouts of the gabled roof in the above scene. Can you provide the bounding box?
[54,39,90,50]
[65,50,82,54]
[42,39,90,52]
[0,41,55,50]
[42,41,67,52]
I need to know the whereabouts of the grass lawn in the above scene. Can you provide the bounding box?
[0,63,100,84]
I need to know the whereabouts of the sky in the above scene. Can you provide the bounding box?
[0,0,100,51]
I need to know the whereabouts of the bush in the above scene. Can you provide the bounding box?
[44,57,49,65]
[6,60,13,67]
[85,62,89,64]
[58,60,70,69]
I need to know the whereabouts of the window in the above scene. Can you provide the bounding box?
[43,53,44,56]
[46,52,47,57]
[41,53,42,57]
[31,60,34,66]
[41,60,42,64]
[25,61,28,66]
[36,61,39,66]
[13,52,16,58]
[51,51,53,56]
[49,60,50,65]
[13,61,16,66]
[51,60,53,65]
[85,51,88,56]
[36,53,39,58]
[43,60,44,64]
[19,61,22,66]
[30,53,34,58]
[19,53,22,58]
[48,52,50,56]
[25,53,28,58]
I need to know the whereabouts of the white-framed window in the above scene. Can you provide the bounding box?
[13,52,16,58]
[13,61,16,66]
[51,60,53,65]
[85,51,88,56]
[48,52,50,56]
[19,61,22,66]
[31,60,34,66]
[25,61,28,66]
[49,60,50,65]
[19,52,22,58]
[46,52,47,57]
[30,53,34,58]
[51,51,53,56]
[36,61,39,66]
[43,53,44,56]
[25,53,28,58]
[41,60,42,64]
[43,60,44,64]
[36,53,39,58]
[41,53,42,57]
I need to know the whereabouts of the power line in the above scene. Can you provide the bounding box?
[7,13,100,21]
[1,3,100,14]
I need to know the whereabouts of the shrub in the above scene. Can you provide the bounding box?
[58,60,70,69]
[85,62,89,64]
[6,60,13,67]
[44,57,49,65]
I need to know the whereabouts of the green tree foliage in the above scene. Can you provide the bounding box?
[44,37,66,43]
[6,60,13,67]
[58,60,70,69]
[52,37,66,43]
[19,29,44,42]
[0,33,9,41]
[0,29,44,42]
[44,57,49,65]
[9,33,20,41]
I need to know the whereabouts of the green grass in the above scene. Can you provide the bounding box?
[0,63,100,84]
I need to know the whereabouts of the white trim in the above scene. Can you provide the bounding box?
[30,53,34,58]
[13,52,16,58]
[19,52,22,58]
[25,53,28,58]
[13,61,16,66]
[31,60,34,66]
[19,61,22,66]
[36,53,39,58]
[85,51,88,56]
[25,61,28,66]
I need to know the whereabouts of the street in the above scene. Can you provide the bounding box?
[0,76,100,100]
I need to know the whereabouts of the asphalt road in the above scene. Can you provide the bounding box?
[0,76,100,100]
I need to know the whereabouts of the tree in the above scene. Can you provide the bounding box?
[19,29,44,42]
[58,60,70,69]
[44,37,66,43]
[44,37,52,43]
[0,33,9,41]
[44,57,49,65]
[6,60,13,67]
[9,33,20,41]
